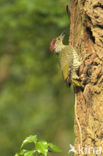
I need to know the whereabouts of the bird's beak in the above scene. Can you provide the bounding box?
[59,32,65,40]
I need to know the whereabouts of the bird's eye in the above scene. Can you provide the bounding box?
[58,38,60,40]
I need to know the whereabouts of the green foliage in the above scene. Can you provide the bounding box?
[0,0,74,156]
[21,135,37,148]
[15,135,61,156]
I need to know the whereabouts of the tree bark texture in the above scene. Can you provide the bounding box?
[69,0,103,155]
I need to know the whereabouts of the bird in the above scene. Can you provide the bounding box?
[50,32,82,87]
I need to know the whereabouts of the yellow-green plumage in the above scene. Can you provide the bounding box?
[59,45,81,86]
[59,46,73,81]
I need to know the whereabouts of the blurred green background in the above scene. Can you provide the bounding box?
[0,0,74,156]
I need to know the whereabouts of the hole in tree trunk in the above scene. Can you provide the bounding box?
[86,27,95,43]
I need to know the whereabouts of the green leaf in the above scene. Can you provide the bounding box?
[35,141,48,156]
[19,149,28,155]
[48,143,62,152]
[24,151,34,156]
[21,135,37,148]
[15,154,19,156]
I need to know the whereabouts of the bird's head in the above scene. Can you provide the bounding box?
[50,32,65,53]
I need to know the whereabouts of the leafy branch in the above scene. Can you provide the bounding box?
[15,135,62,156]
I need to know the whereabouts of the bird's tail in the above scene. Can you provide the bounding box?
[71,79,82,87]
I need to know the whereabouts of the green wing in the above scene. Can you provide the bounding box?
[59,46,73,81]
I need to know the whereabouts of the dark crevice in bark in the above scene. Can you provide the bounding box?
[86,67,92,77]
[81,0,86,6]
[100,39,103,44]
[86,15,92,23]
[93,3,103,9]
[95,24,103,29]
[86,27,95,43]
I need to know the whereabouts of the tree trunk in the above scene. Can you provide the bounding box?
[69,0,103,155]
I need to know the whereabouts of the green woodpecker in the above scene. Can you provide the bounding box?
[50,32,82,87]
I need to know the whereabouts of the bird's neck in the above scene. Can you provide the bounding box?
[55,43,66,53]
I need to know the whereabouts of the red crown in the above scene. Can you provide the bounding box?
[50,38,56,51]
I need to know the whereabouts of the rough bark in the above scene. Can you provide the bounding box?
[69,0,103,155]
